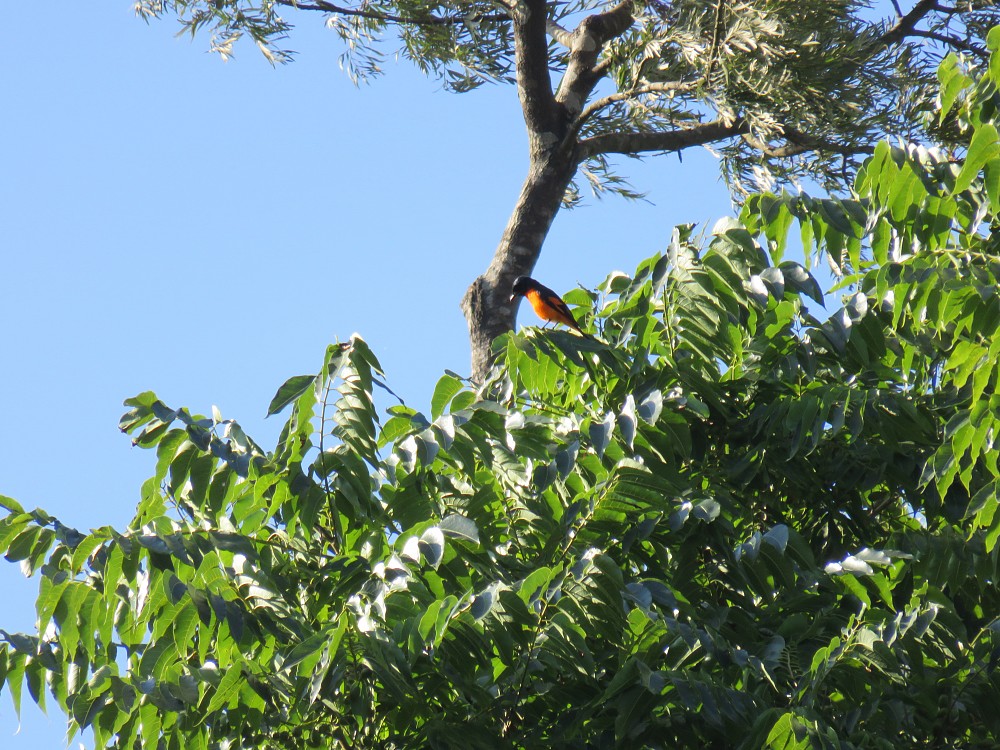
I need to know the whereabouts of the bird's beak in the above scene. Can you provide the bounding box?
[509,294,518,303]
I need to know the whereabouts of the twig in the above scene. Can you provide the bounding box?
[570,79,702,137]
[910,29,989,58]
[743,127,874,159]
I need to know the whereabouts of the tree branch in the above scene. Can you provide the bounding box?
[581,0,635,44]
[930,3,962,15]
[577,119,748,161]
[878,0,938,46]
[572,80,703,135]
[910,29,989,58]
[546,20,574,48]
[276,0,510,26]
[555,1,634,118]
[514,0,561,147]
[578,119,874,162]
[742,127,874,158]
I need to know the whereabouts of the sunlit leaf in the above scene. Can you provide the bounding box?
[266,374,316,417]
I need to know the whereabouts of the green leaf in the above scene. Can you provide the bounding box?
[989,28,1000,85]
[4,526,40,564]
[819,200,858,238]
[439,515,479,545]
[517,567,551,606]
[206,661,244,713]
[779,262,823,305]
[984,158,1000,215]
[173,604,199,656]
[766,711,811,749]
[637,390,663,424]
[0,496,24,514]
[450,391,477,412]
[431,373,465,420]
[589,411,615,459]
[954,123,1000,193]
[419,527,445,568]
[619,395,637,449]
[938,53,971,122]
[282,630,332,672]
[266,374,317,417]
[71,532,109,574]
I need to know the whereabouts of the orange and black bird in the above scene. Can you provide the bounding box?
[509,276,592,338]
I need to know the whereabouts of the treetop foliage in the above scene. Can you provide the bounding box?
[4,26,1000,750]
[137,0,1000,194]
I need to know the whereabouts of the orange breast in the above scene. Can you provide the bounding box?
[525,288,578,328]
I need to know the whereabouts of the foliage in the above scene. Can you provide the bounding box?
[4,34,1000,750]
[134,0,1000,196]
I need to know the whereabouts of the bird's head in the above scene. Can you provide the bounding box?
[509,276,535,302]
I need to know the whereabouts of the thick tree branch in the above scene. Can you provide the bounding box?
[878,0,938,46]
[514,0,561,146]
[462,154,578,381]
[556,1,634,118]
[546,20,574,48]
[578,119,873,162]
[577,119,748,161]
[581,0,635,45]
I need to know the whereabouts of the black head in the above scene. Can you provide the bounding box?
[509,276,536,302]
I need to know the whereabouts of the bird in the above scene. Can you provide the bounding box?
[509,276,592,338]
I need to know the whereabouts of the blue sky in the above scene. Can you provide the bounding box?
[0,2,783,746]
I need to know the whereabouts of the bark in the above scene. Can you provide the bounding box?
[461,153,578,382]
[577,119,748,161]
[878,0,939,47]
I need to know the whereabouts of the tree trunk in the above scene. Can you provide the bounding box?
[461,150,577,382]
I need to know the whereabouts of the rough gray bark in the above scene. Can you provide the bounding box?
[461,155,578,382]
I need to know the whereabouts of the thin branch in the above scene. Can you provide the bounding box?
[590,56,616,79]
[573,79,703,133]
[742,128,874,159]
[784,127,875,156]
[276,0,509,26]
[741,133,811,158]
[704,0,726,82]
[910,29,989,57]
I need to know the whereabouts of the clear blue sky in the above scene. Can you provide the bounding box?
[0,2,811,746]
